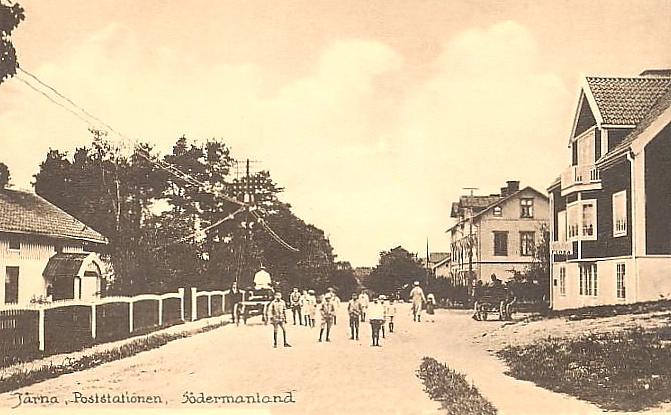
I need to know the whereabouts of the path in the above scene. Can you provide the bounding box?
[0,305,607,415]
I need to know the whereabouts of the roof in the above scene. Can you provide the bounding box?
[598,86,671,167]
[0,188,107,243]
[43,252,97,279]
[585,76,671,125]
[429,252,449,263]
[450,195,502,218]
[446,186,548,232]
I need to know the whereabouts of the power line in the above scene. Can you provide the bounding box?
[16,67,299,252]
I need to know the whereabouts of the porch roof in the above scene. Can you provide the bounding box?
[43,252,97,279]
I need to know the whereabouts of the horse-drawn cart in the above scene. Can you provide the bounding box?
[472,287,516,321]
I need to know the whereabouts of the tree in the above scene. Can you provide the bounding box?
[0,161,9,188]
[0,1,25,84]
[509,223,551,308]
[367,246,426,297]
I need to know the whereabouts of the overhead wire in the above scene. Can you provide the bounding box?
[14,68,298,252]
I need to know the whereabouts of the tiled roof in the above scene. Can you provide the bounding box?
[429,252,449,263]
[598,86,671,166]
[459,195,502,210]
[0,189,107,243]
[586,76,671,125]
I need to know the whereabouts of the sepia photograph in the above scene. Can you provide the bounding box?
[1,0,671,414]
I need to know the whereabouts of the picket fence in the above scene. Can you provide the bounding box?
[0,287,242,360]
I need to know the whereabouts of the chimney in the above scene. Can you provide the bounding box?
[500,187,508,197]
[639,69,671,78]
[506,180,520,194]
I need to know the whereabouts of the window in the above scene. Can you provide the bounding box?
[557,210,567,242]
[579,263,597,296]
[616,263,626,299]
[613,191,627,237]
[493,232,508,256]
[582,202,595,237]
[567,200,597,240]
[8,235,20,250]
[493,206,502,216]
[567,204,579,239]
[520,198,534,218]
[4,266,19,304]
[559,266,566,295]
[520,232,535,256]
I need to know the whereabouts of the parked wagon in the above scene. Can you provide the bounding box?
[472,287,516,321]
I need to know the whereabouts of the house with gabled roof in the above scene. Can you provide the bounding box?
[549,69,671,310]
[446,181,549,286]
[0,188,108,306]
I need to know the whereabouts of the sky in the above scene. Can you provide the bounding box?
[1,0,670,267]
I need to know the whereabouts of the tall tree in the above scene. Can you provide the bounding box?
[0,161,9,188]
[0,1,25,84]
[367,246,426,297]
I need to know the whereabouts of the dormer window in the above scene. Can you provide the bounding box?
[493,206,502,216]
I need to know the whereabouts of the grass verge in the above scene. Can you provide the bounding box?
[497,327,671,412]
[0,320,227,393]
[417,357,497,415]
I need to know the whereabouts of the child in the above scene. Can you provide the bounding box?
[266,292,291,348]
[290,287,302,325]
[347,292,362,340]
[379,295,387,339]
[308,290,317,328]
[367,296,384,347]
[426,293,436,322]
[319,294,336,342]
[358,289,370,322]
[387,299,397,333]
[300,290,311,326]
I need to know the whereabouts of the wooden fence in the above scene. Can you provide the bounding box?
[0,287,239,361]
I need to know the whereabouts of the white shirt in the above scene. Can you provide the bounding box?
[253,269,272,289]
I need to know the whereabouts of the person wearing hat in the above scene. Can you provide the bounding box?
[367,295,385,346]
[409,281,426,322]
[347,292,362,340]
[266,291,291,348]
[318,293,336,342]
[306,289,317,327]
[289,287,302,325]
[327,287,341,325]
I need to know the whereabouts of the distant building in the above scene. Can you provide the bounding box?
[447,181,550,286]
[549,70,671,310]
[0,188,108,306]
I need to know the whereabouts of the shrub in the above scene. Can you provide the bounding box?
[497,327,671,411]
[417,357,497,415]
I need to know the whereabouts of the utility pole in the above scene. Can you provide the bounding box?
[463,187,479,287]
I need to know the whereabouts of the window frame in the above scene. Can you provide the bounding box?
[4,266,19,304]
[559,266,566,295]
[520,231,535,256]
[566,199,598,241]
[520,198,534,218]
[493,206,502,217]
[493,231,508,256]
[612,190,627,238]
[579,263,598,297]
[7,235,20,251]
[616,263,626,299]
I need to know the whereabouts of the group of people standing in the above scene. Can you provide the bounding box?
[265,283,437,348]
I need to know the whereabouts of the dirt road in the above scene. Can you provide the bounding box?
[0,305,604,415]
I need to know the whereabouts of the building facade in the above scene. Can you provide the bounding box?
[0,188,108,306]
[447,181,550,286]
[549,70,671,310]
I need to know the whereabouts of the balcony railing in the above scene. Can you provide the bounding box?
[560,164,600,190]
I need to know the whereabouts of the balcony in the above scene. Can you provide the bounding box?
[551,240,573,255]
[560,164,601,192]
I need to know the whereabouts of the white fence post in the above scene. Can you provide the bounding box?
[38,308,45,352]
[191,287,197,322]
[91,303,97,339]
[207,294,212,317]
[158,298,163,326]
[179,288,185,322]
[129,300,134,333]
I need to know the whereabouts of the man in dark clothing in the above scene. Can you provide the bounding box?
[228,282,243,325]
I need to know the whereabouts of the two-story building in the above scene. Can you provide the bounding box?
[447,181,550,286]
[0,188,108,306]
[549,70,671,310]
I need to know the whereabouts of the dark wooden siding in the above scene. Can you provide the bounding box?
[583,160,632,258]
[645,123,671,254]
[551,187,564,242]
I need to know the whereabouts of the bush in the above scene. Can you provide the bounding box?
[497,327,671,411]
[417,357,497,415]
